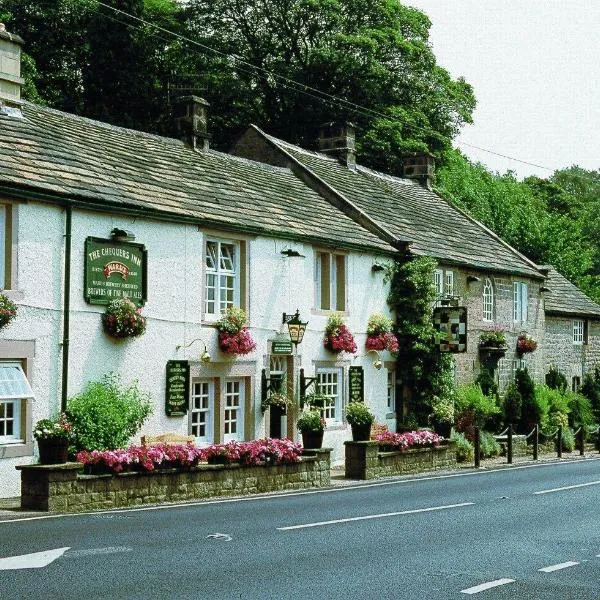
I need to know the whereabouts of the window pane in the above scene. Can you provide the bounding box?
[319,253,330,310]
[0,205,5,288]
[335,255,346,311]
[444,271,454,297]
[224,379,244,441]
[0,363,34,399]
[0,399,18,440]
[191,381,212,441]
[219,243,235,271]
[317,370,340,422]
[483,279,494,321]
[206,241,217,270]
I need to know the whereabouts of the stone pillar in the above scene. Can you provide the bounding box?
[16,463,82,511]
[344,441,379,480]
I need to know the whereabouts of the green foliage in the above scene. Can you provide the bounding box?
[515,368,537,430]
[297,410,326,432]
[455,384,500,426]
[502,383,522,425]
[581,367,600,421]
[344,402,375,426]
[545,366,567,392]
[475,366,498,399]
[450,430,474,463]
[560,427,575,452]
[479,430,501,459]
[66,373,152,451]
[216,307,249,333]
[366,312,393,336]
[566,392,595,429]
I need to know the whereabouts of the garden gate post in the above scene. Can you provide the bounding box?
[474,426,481,468]
[557,427,563,458]
[507,424,513,465]
[532,424,539,461]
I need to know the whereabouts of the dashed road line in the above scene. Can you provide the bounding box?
[533,480,600,495]
[277,502,474,530]
[460,578,515,595]
[538,561,579,573]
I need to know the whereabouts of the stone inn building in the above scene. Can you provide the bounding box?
[1,26,599,497]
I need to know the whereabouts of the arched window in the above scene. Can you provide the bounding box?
[482,278,494,321]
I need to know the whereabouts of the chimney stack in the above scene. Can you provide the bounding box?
[318,122,356,170]
[402,153,435,189]
[173,95,211,151]
[0,24,24,115]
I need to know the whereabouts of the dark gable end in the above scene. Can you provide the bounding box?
[543,266,600,318]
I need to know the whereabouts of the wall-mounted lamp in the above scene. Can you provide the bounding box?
[110,227,136,242]
[467,275,480,283]
[371,263,386,273]
[281,248,305,258]
[366,349,383,370]
[540,286,551,293]
[282,309,308,345]
[175,338,211,363]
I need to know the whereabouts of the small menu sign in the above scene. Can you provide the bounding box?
[271,340,293,355]
[165,360,190,416]
[348,366,364,403]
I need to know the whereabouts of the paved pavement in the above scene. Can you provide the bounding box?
[1,449,597,520]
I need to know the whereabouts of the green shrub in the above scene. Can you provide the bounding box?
[455,384,500,426]
[567,392,595,428]
[515,368,537,430]
[67,373,152,451]
[545,366,567,392]
[450,430,474,462]
[581,367,600,420]
[502,383,522,425]
[479,430,501,458]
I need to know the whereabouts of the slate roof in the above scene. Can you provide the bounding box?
[0,104,392,252]
[542,266,600,318]
[259,129,543,279]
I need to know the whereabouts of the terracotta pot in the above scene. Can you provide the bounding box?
[37,438,69,465]
[301,430,324,449]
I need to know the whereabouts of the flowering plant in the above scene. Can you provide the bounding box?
[374,429,442,450]
[102,297,146,338]
[216,307,256,355]
[297,409,326,432]
[260,392,292,412]
[323,313,357,354]
[516,334,537,354]
[365,313,398,352]
[0,292,18,329]
[430,395,455,424]
[33,414,73,441]
[479,327,506,348]
[344,401,375,427]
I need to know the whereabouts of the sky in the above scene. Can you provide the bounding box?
[407,1,600,179]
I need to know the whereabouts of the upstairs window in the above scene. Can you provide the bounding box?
[573,319,586,345]
[513,282,528,323]
[482,278,494,321]
[205,239,239,318]
[434,269,454,306]
[0,203,14,290]
[315,252,346,311]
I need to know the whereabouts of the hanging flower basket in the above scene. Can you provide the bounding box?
[102,297,146,339]
[323,313,357,354]
[0,292,18,330]
[516,334,537,355]
[216,308,256,355]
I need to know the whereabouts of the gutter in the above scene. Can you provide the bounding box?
[61,205,72,412]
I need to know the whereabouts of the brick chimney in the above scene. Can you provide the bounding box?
[318,122,356,170]
[0,24,24,115]
[173,95,211,151]
[403,153,435,189]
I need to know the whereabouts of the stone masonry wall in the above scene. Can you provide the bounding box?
[17,449,331,512]
[344,441,456,480]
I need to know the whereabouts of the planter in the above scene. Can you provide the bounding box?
[432,420,453,438]
[37,438,69,465]
[301,430,324,449]
[350,423,372,442]
[207,455,229,465]
[478,345,507,368]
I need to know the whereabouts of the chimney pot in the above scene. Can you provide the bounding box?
[0,24,25,113]
[402,152,435,188]
[173,95,211,151]
[318,121,356,170]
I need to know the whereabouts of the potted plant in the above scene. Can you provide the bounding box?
[478,327,507,349]
[516,334,537,355]
[0,292,17,329]
[365,313,399,353]
[102,297,146,339]
[345,401,375,441]
[33,413,73,464]
[261,391,292,414]
[323,313,357,354]
[216,307,256,355]
[429,395,454,438]
[297,409,326,449]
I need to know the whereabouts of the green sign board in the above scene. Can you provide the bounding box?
[348,366,364,403]
[165,360,190,416]
[271,340,293,355]
[84,237,147,306]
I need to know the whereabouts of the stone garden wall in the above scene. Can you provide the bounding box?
[345,441,456,480]
[17,449,331,512]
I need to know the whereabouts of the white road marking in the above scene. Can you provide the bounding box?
[206,533,232,542]
[538,561,579,573]
[461,578,515,594]
[277,502,474,530]
[0,547,70,570]
[64,547,132,558]
[533,480,600,495]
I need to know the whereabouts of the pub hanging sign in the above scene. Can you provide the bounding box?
[348,366,364,403]
[84,237,147,306]
[165,360,190,416]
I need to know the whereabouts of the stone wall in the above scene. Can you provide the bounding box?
[344,441,456,480]
[17,449,331,512]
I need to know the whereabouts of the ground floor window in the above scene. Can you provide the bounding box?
[224,379,244,442]
[387,369,396,413]
[316,367,342,423]
[190,380,214,443]
[0,362,34,444]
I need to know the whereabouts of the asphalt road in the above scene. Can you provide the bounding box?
[1,459,600,599]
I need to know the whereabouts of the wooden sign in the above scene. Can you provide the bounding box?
[348,366,364,403]
[165,360,190,416]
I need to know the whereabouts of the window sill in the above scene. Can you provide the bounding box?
[311,309,349,317]
[1,289,24,301]
[325,424,347,432]
[0,441,33,459]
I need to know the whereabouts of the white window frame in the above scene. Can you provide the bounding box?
[223,378,244,442]
[573,319,584,345]
[513,281,528,323]
[434,268,454,306]
[482,278,494,321]
[387,369,396,413]
[204,238,240,319]
[315,251,346,311]
[190,380,214,444]
[0,362,34,444]
[316,367,343,423]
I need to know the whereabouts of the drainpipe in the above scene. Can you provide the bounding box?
[61,205,72,413]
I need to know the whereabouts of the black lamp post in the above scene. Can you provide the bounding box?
[282,310,308,345]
